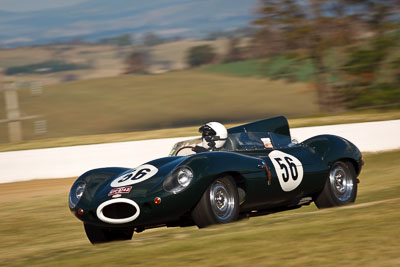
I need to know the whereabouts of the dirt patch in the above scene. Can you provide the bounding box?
[0,178,76,203]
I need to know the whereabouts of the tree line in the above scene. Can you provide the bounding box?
[252,0,400,112]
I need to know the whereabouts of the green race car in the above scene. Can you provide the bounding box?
[69,116,362,244]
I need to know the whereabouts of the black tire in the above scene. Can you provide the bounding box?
[84,223,133,244]
[191,176,239,228]
[314,161,358,208]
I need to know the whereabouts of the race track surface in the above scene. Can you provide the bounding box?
[1,120,400,183]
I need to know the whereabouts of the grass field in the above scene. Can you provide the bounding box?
[0,150,399,266]
[0,70,317,143]
[203,59,266,77]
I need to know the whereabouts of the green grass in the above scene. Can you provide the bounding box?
[202,56,315,82]
[0,70,317,143]
[202,60,266,77]
[0,150,399,266]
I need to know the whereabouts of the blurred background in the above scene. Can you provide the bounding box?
[0,0,399,147]
[1,2,400,266]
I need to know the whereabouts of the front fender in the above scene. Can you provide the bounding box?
[179,151,265,208]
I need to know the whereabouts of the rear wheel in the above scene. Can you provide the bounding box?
[84,223,133,244]
[191,176,239,228]
[314,161,358,208]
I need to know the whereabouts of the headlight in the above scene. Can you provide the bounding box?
[69,181,86,209]
[177,168,193,187]
[163,167,193,194]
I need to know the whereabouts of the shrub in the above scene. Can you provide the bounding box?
[186,45,216,67]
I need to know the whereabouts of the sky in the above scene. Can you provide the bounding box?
[0,0,258,46]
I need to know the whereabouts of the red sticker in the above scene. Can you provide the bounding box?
[108,186,132,196]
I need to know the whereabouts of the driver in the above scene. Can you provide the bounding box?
[193,122,228,153]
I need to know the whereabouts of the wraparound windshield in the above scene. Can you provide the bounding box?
[225,132,270,150]
[170,132,293,156]
[225,132,293,151]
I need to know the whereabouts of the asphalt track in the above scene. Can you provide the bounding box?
[1,120,399,183]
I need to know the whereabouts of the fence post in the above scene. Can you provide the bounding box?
[3,82,22,142]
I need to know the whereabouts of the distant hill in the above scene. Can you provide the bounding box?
[0,0,258,47]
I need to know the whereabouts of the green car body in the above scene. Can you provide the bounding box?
[69,116,362,243]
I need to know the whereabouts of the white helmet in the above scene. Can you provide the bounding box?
[199,122,228,149]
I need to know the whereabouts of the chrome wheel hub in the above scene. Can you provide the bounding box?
[210,181,235,220]
[329,164,353,202]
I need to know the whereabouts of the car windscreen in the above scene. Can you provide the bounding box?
[224,132,292,151]
[226,132,271,151]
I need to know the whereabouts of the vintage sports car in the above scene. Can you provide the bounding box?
[69,116,363,244]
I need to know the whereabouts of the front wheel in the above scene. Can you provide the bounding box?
[314,161,358,208]
[191,176,239,228]
[84,223,133,244]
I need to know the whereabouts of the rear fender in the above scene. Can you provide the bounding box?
[302,135,362,175]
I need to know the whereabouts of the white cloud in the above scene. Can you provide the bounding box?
[0,0,88,12]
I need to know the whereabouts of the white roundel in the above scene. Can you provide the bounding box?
[110,164,158,187]
[269,150,304,192]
